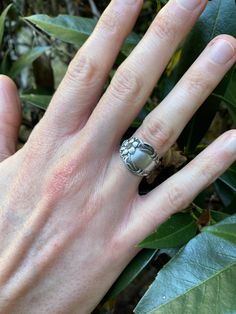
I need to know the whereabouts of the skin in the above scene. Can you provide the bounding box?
[0,0,236,312]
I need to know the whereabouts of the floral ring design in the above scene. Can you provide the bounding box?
[120,137,160,177]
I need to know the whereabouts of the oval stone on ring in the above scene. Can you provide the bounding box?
[120,137,160,177]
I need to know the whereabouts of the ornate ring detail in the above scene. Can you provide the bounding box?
[120,137,160,177]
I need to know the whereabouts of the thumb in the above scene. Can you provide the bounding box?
[0,75,21,162]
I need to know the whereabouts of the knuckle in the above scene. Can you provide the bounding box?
[151,12,176,42]
[66,54,97,85]
[166,184,189,212]
[195,157,220,185]
[97,10,120,35]
[184,70,214,95]
[191,156,220,187]
[140,116,173,149]
[109,66,142,102]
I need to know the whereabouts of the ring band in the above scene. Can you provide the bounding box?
[120,137,160,177]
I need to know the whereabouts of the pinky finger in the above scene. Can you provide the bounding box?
[130,130,236,241]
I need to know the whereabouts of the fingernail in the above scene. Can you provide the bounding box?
[177,0,201,10]
[209,40,235,64]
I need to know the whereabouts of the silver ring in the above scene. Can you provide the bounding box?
[120,137,160,177]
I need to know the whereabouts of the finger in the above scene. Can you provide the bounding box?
[135,35,236,156]
[87,0,207,144]
[0,75,21,162]
[44,0,143,135]
[110,35,236,187]
[127,130,236,244]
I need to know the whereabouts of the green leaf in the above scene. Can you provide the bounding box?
[9,47,49,78]
[214,180,235,207]
[218,162,236,192]
[25,14,96,45]
[135,215,236,314]
[139,213,197,249]
[24,14,140,55]
[204,223,236,244]
[0,4,12,47]
[21,93,52,110]
[210,210,229,223]
[0,50,10,74]
[224,66,236,124]
[223,194,236,214]
[104,249,157,302]
[177,0,236,153]
[214,163,236,212]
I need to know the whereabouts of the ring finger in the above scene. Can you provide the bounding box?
[117,35,236,184]
[135,35,236,158]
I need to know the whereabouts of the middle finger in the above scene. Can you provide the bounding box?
[87,0,207,144]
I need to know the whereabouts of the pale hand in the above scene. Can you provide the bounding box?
[0,0,236,313]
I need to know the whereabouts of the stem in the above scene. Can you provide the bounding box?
[88,0,101,18]
[64,0,76,15]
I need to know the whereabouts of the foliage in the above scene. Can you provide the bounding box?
[135,215,236,314]
[0,0,236,313]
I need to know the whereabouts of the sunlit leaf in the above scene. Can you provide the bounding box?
[24,14,140,55]
[135,215,236,314]
[0,4,12,47]
[9,47,49,78]
[204,222,236,244]
[21,93,52,110]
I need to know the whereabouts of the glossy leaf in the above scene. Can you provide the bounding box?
[138,213,197,249]
[9,47,49,78]
[210,210,229,223]
[104,249,157,302]
[135,215,236,314]
[177,0,236,153]
[214,180,236,214]
[214,164,236,214]
[225,65,236,124]
[20,93,52,110]
[0,4,12,46]
[218,162,236,192]
[204,223,236,244]
[214,180,235,207]
[24,14,140,55]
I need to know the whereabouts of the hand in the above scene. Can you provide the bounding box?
[0,0,236,313]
